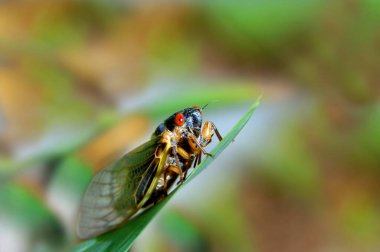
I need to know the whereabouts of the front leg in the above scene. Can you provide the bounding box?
[187,121,223,156]
[187,133,213,157]
[200,121,223,146]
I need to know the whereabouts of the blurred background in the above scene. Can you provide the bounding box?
[0,0,379,252]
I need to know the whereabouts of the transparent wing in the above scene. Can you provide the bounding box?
[77,137,160,239]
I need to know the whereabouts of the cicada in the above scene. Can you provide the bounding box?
[77,106,222,239]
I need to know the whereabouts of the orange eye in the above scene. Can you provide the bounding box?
[174,113,185,126]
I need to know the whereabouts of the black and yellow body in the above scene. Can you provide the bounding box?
[77,106,222,239]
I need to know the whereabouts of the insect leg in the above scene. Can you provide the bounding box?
[176,146,191,160]
[193,155,198,168]
[192,153,202,168]
[166,165,182,176]
[171,145,184,181]
[163,167,179,191]
[197,153,202,165]
[210,121,223,141]
[187,133,213,157]
[201,121,223,146]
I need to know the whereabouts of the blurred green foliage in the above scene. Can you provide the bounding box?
[0,0,379,251]
[159,211,208,252]
[0,184,65,251]
[255,125,320,200]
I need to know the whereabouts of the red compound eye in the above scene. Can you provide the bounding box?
[174,113,185,126]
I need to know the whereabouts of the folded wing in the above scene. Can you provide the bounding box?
[77,137,160,239]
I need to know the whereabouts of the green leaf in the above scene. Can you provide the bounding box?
[70,98,261,252]
[0,184,66,250]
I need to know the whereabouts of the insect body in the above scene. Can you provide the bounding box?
[77,106,222,239]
